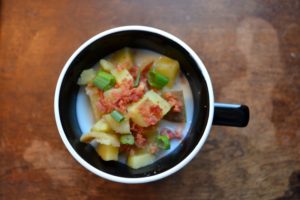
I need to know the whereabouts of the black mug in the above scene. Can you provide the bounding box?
[54,26,249,183]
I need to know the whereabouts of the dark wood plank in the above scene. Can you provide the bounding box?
[1,0,299,199]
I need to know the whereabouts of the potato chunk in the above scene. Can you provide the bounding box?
[128,90,171,127]
[153,56,179,88]
[127,153,155,169]
[97,144,119,161]
[127,100,150,127]
[103,114,131,134]
[111,68,133,84]
[99,59,115,72]
[143,126,159,143]
[85,85,103,120]
[110,47,133,69]
[80,131,120,147]
[77,68,96,85]
[91,118,112,132]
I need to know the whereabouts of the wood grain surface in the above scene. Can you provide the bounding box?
[1,0,299,199]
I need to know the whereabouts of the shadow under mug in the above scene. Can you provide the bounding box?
[54,26,249,184]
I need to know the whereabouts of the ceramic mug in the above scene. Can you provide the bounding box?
[54,26,249,184]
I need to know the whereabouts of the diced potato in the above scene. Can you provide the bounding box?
[127,153,155,169]
[153,56,179,88]
[80,131,120,147]
[127,99,150,127]
[99,59,115,72]
[127,90,172,127]
[85,85,103,120]
[163,90,186,122]
[110,47,133,69]
[77,69,96,85]
[103,114,131,134]
[91,118,112,132]
[111,68,133,84]
[97,144,119,161]
[143,126,158,142]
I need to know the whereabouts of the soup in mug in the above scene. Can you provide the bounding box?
[76,48,194,169]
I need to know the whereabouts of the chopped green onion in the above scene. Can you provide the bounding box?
[93,76,110,90]
[147,69,169,89]
[157,135,170,150]
[93,70,116,91]
[120,134,135,145]
[96,70,115,79]
[110,110,125,122]
[134,67,141,87]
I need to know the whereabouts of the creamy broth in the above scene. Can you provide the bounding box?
[76,48,194,164]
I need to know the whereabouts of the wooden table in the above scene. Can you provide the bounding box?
[1,1,299,199]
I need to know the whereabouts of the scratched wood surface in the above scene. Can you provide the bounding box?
[1,0,299,199]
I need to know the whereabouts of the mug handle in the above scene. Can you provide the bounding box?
[213,103,249,127]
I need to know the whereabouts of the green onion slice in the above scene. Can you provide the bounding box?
[147,69,169,89]
[93,70,116,91]
[120,134,135,145]
[157,135,170,150]
[110,110,125,122]
[134,67,141,87]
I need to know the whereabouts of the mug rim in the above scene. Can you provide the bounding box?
[54,25,214,184]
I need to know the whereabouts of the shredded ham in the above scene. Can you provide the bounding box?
[135,133,147,148]
[141,61,153,75]
[129,66,139,79]
[174,130,182,139]
[148,143,159,154]
[96,79,146,114]
[163,92,183,112]
[119,145,136,155]
[130,123,148,148]
[139,102,163,126]
[97,91,114,113]
[130,122,144,135]
[160,128,182,139]
[130,82,146,102]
